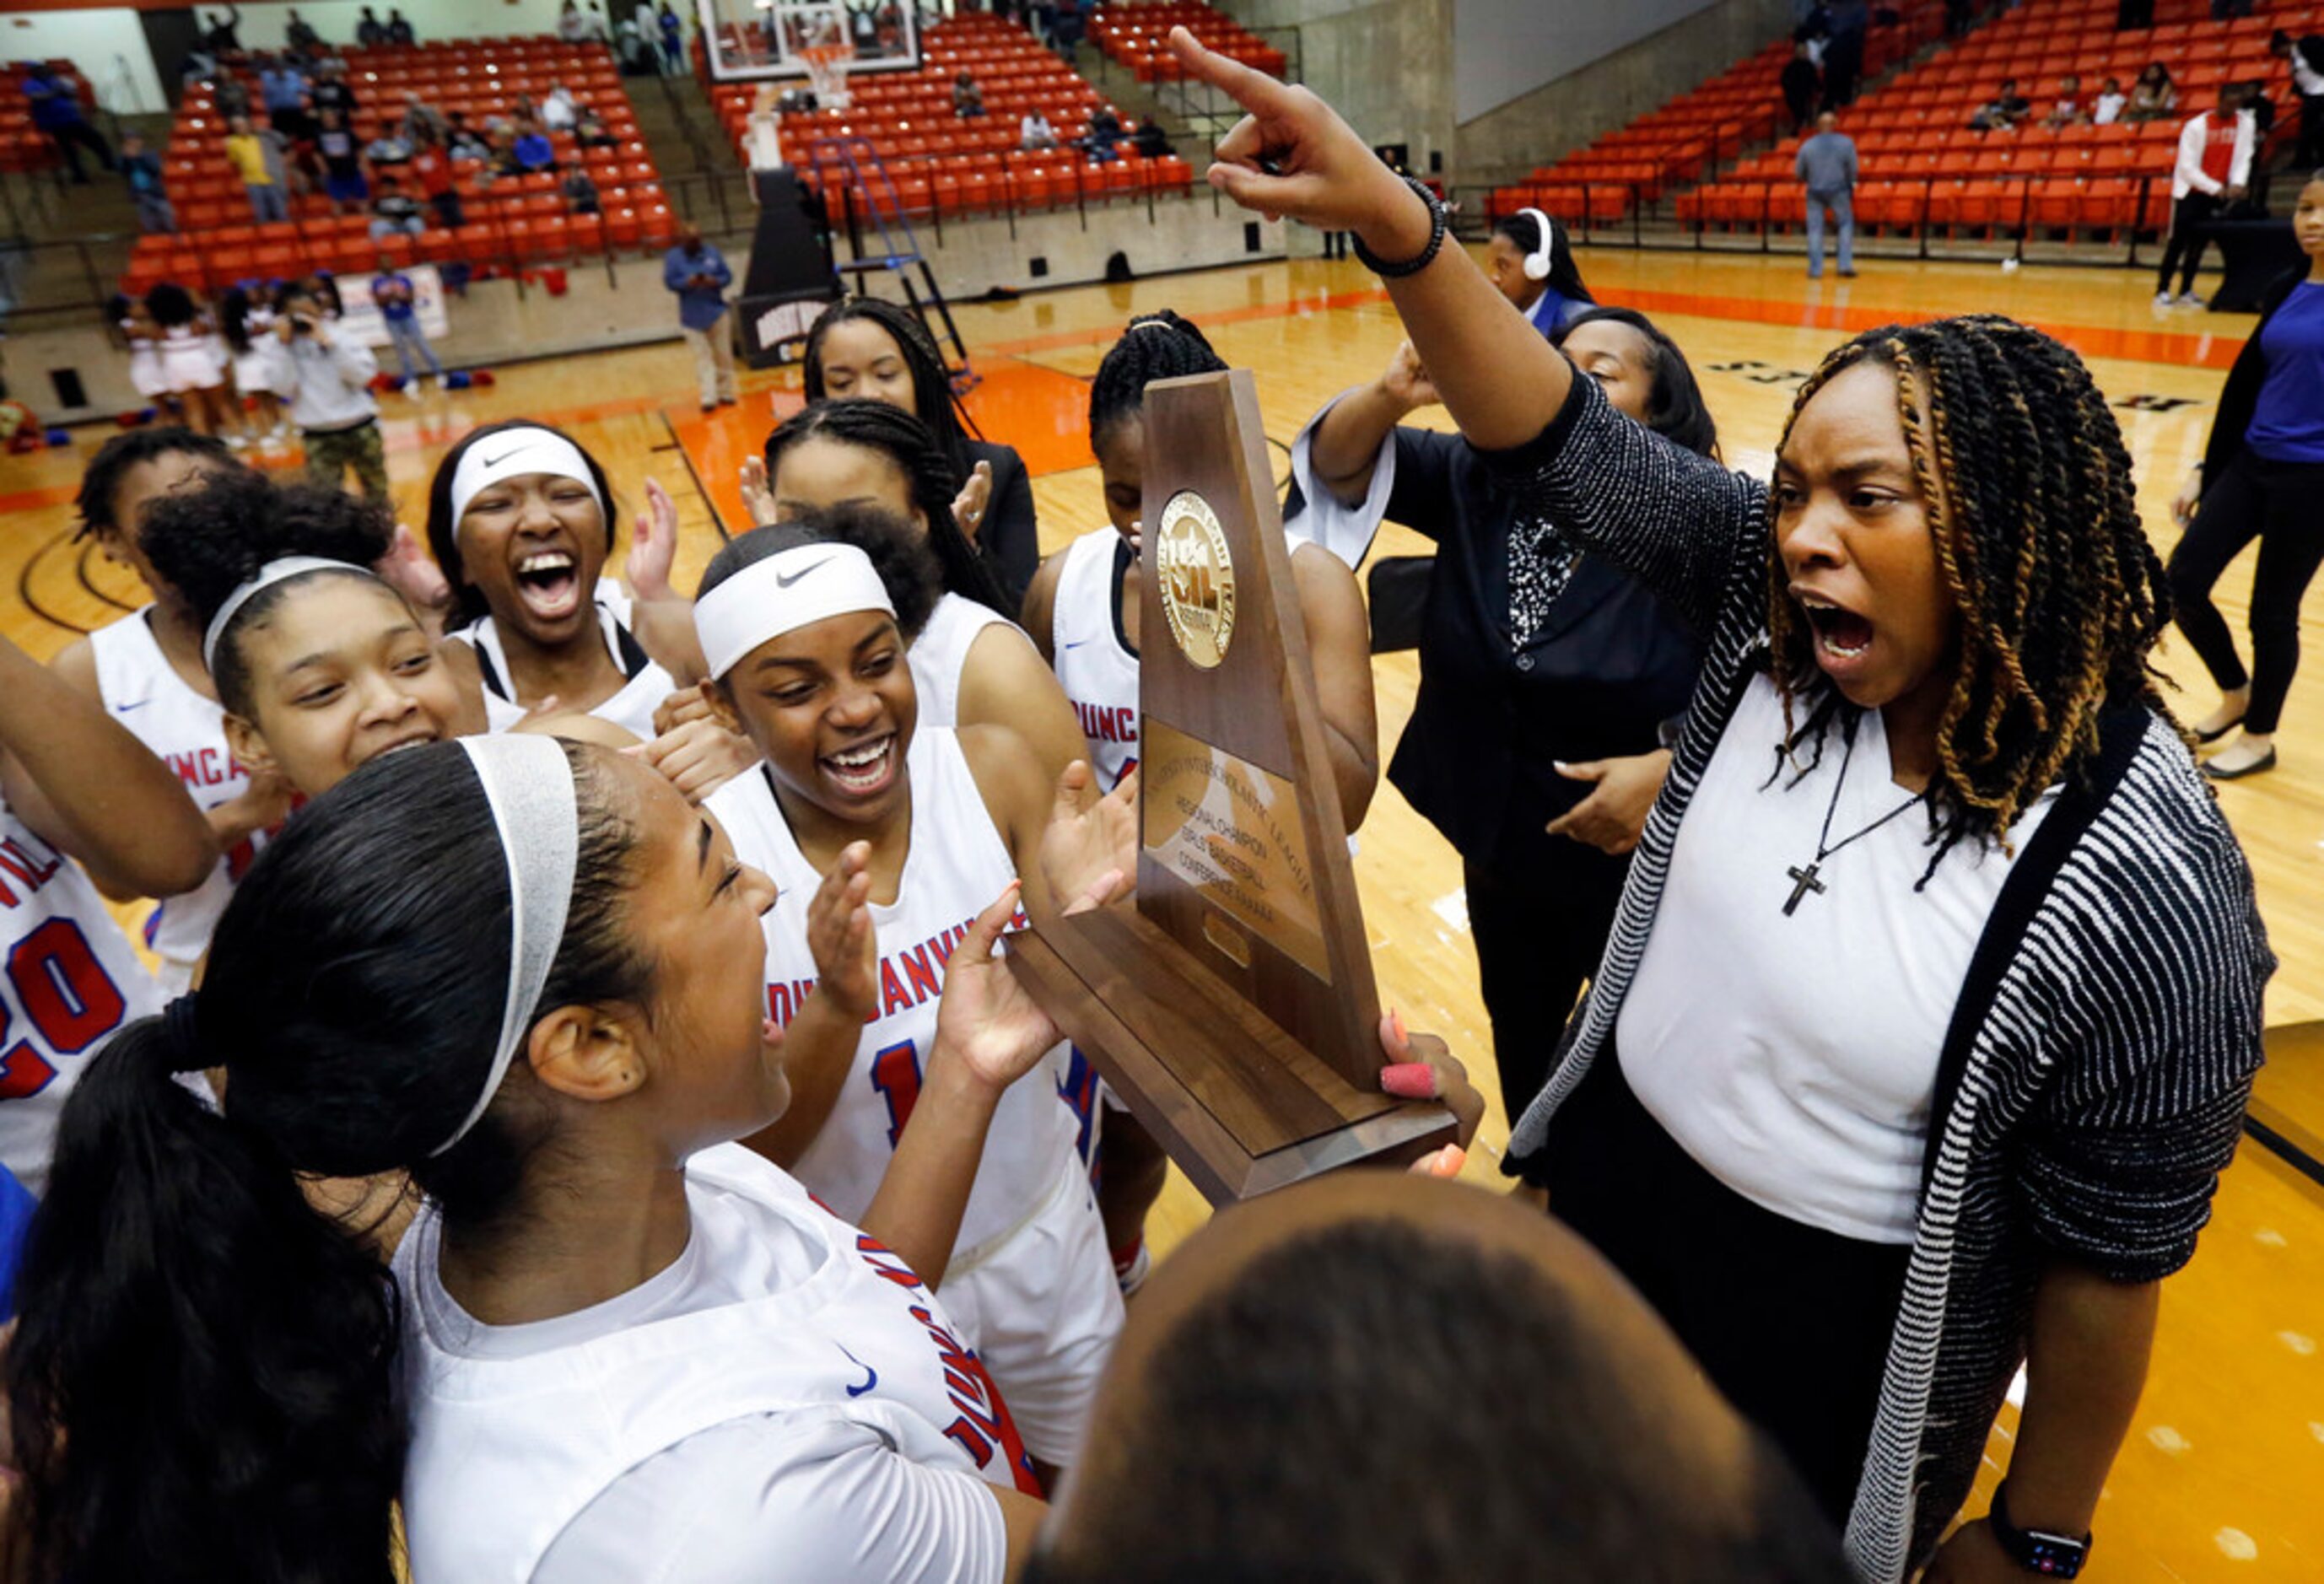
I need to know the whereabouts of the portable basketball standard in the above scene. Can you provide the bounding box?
[1006,370,1457,1203]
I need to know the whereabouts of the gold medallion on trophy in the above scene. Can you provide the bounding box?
[1154,489,1237,669]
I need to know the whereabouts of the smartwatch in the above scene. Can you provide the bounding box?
[1987,1481,2092,1579]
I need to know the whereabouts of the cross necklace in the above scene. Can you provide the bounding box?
[1782,728,1930,915]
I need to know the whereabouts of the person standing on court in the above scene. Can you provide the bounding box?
[2165,172,2324,781]
[257,284,387,502]
[1797,110,1857,280]
[2274,30,2324,170]
[2155,85,2254,309]
[663,223,737,412]
[1167,28,2268,1584]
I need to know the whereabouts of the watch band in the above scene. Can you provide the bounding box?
[1987,1481,2092,1579]
[1353,175,1448,279]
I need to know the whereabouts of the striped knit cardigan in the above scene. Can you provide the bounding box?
[1495,374,2273,1581]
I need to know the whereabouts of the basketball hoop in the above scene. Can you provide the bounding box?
[799,41,854,111]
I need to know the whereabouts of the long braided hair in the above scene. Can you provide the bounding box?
[1764,315,2175,875]
[1088,310,1227,452]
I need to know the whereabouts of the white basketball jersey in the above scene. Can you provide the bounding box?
[705,728,1078,1258]
[88,608,272,990]
[396,1143,1040,1583]
[456,585,674,743]
[1049,531,1141,792]
[909,591,1020,730]
[0,802,161,1194]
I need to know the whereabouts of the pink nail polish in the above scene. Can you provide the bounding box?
[1380,1062,1437,1100]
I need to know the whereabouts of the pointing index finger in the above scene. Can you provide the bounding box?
[1167,24,1293,117]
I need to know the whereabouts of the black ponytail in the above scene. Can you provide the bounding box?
[763,398,1011,618]
[1087,310,1227,453]
[5,740,650,1582]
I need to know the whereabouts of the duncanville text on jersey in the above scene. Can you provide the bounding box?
[763,907,1028,1026]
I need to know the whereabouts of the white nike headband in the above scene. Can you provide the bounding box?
[447,428,606,531]
[434,733,580,1157]
[202,555,386,671]
[694,541,897,681]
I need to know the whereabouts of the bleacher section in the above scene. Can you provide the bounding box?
[120,37,668,298]
[704,14,1191,226]
[1088,2,1286,84]
[1679,0,2308,244]
[1486,5,1947,229]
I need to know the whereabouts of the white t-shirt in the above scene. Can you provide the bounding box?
[396,1144,1022,1582]
[2093,91,2127,125]
[1617,676,2055,1245]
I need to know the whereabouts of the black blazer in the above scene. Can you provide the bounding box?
[1378,428,1702,869]
[963,436,1038,615]
[2203,267,2305,478]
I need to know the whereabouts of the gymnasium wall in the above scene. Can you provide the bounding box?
[2,0,618,117]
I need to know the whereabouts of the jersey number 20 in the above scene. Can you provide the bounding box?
[0,920,128,1099]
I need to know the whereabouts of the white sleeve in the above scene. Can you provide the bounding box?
[537,1413,1007,1584]
[2230,112,2254,190]
[1283,387,1394,568]
[2177,118,2219,195]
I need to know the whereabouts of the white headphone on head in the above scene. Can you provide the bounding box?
[1518,207,1556,282]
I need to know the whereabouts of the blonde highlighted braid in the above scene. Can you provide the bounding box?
[1763,315,2176,879]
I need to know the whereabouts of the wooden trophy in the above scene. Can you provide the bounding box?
[1005,369,1456,1203]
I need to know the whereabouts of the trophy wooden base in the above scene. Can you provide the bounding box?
[1007,902,1458,1205]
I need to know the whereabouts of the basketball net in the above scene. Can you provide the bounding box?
[800,41,854,111]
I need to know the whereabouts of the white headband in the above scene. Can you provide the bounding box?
[448,428,606,530]
[694,541,898,680]
[202,555,383,671]
[434,734,580,1156]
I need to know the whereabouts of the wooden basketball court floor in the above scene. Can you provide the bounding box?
[1,246,2318,1577]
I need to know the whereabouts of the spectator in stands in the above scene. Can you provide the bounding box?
[1819,0,1867,108]
[284,10,321,54]
[1782,41,1823,134]
[1083,106,1124,164]
[2165,172,2324,781]
[2044,74,2088,130]
[1968,78,2030,131]
[1132,114,1170,159]
[408,127,461,229]
[1022,108,1058,150]
[365,119,413,172]
[316,107,368,214]
[559,0,592,42]
[368,173,424,240]
[20,62,114,186]
[1031,1175,1849,1584]
[225,114,291,224]
[1797,110,1858,280]
[563,164,601,215]
[664,222,738,411]
[261,284,386,499]
[120,132,176,234]
[2125,62,2177,123]
[446,111,491,161]
[574,106,617,148]
[387,8,416,46]
[510,120,557,174]
[660,2,686,73]
[202,4,242,55]
[2275,30,2324,170]
[310,58,358,120]
[356,7,387,47]
[213,68,251,122]
[401,90,448,145]
[2093,76,2128,127]
[370,266,441,391]
[542,82,581,132]
[2155,85,2255,309]
[953,71,987,119]
[1486,209,1595,337]
[259,54,310,137]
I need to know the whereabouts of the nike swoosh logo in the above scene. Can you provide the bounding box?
[1059,638,1095,650]
[775,557,835,589]
[481,450,520,467]
[837,1344,878,1398]
[114,699,151,713]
